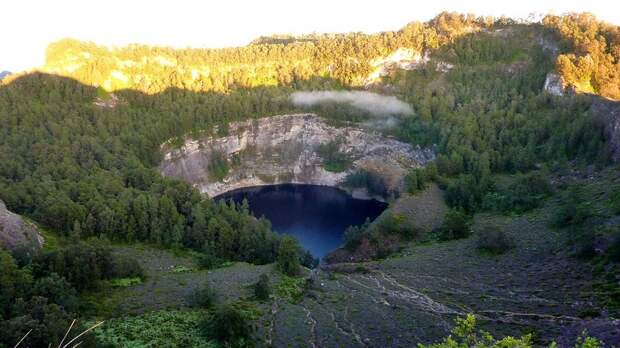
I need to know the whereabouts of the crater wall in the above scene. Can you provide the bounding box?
[160,114,434,199]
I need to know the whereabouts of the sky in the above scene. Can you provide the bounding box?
[2,0,618,72]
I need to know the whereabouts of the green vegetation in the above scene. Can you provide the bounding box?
[552,187,596,228]
[544,14,620,100]
[277,236,300,276]
[274,275,307,303]
[109,277,142,287]
[405,164,438,194]
[439,209,471,240]
[253,274,271,301]
[200,303,255,347]
[207,151,230,181]
[0,242,141,346]
[482,172,551,213]
[317,139,351,172]
[0,10,619,347]
[93,310,214,347]
[419,314,603,348]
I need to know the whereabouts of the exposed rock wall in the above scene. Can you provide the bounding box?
[160,114,434,199]
[544,72,564,96]
[0,200,43,251]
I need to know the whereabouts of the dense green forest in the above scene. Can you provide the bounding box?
[0,11,619,347]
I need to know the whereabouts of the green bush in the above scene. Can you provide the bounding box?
[482,171,551,213]
[110,254,145,279]
[439,209,471,240]
[200,303,254,346]
[188,282,217,308]
[300,250,319,269]
[208,151,230,181]
[254,274,271,301]
[375,213,417,240]
[552,187,597,228]
[405,164,437,194]
[418,314,603,347]
[277,236,300,276]
[476,225,514,254]
[196,248,222,269]
[343,219,371,250]
[317,139,351,172]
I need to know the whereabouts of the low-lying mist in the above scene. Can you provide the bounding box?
[290,91,414,116]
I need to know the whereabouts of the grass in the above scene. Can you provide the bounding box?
[274,276,306,303]
[323,160,350,173]
[170,265,194,273]
[109,277,143,288]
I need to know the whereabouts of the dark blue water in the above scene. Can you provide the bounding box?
[217,184,387,258]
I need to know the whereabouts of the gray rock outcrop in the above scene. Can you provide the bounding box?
[160,114,434,199]
[0,199,44,251]
[544,72,564,96]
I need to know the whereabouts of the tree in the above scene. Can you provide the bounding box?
[439,209,471,240]
[200,303,254,347]
[277,236,300,276]
[254,274,271,301]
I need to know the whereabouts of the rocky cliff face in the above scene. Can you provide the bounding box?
[160,114,434,199]
[0,199,43,251]
[544,72,564,96]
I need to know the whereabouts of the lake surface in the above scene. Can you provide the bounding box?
[217,184,387,258]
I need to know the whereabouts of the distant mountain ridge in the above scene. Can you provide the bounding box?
[0,71,10,80]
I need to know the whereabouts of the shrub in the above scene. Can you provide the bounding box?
[208,151,229,181]
[553,188,595,227]
[32,241,115,291]
[476,225,514,254]
[317,139,351,172]
[300,250,319,269]
[188,282,217,308]
[375,213,418,240]
[277,236,300,276]
[405,165,436,194]
[343,219,370,250]
[200,303,254,346]
[196,248,222,269]
[439,209,471,240]
[482,171,551,213]
[110,254,144,279]
[254,274,270,301]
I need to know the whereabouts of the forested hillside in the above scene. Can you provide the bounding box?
[0,11,619,347]
[543,13,620,100]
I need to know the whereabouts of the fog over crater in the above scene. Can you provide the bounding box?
[290,91,414,116]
